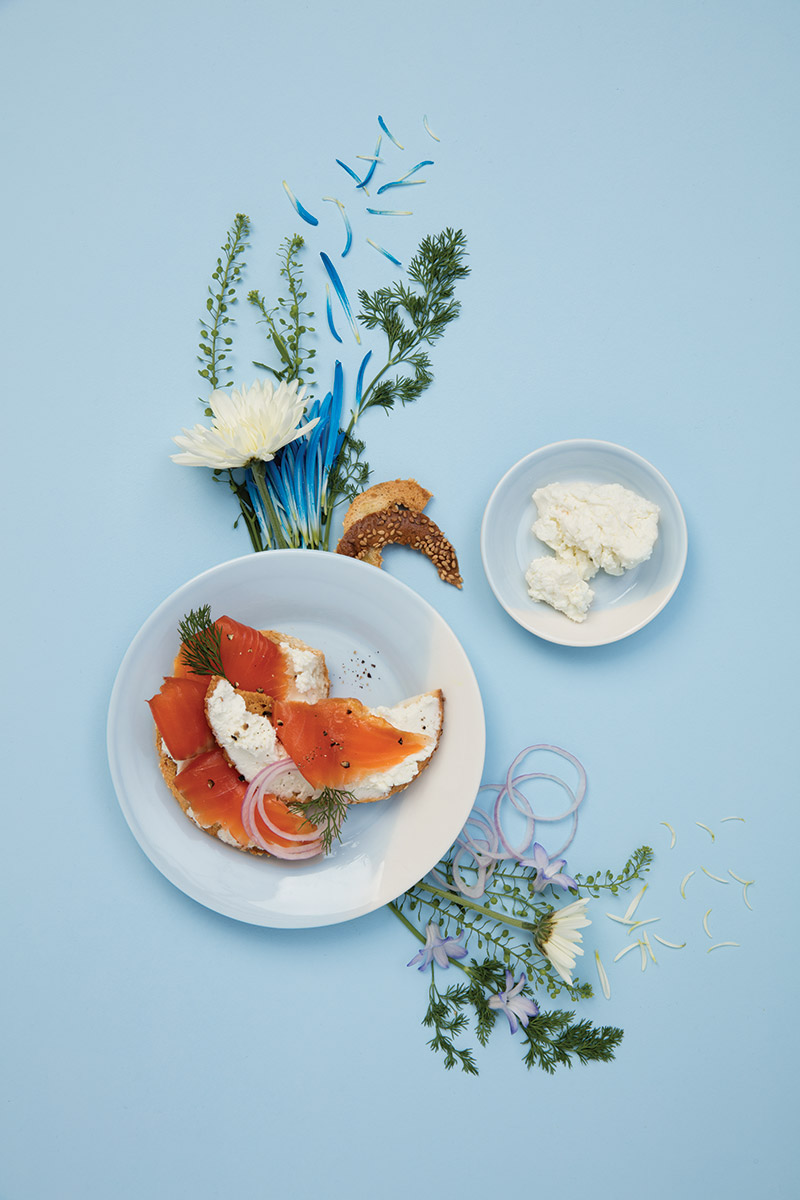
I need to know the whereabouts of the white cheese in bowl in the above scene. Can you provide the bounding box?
[526,481,660,621]
[525,556,594,623]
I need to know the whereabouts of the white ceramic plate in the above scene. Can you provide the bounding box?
[107,550,485,927]
[480,440,688,647]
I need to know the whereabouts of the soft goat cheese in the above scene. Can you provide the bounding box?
[526,481,660,622]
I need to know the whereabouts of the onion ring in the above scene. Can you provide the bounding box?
[443,744,589,897]
[242,757,323,857]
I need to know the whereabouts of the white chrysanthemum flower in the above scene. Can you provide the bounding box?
[537,897,591,985]
[171,379,319,469]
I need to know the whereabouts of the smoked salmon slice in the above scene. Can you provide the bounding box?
[174,616,294,699]
[173,748,252,847]
[271,697,429,790]
[172,747,318,852]
[148,675,215,761]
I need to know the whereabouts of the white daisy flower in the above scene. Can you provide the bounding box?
[537,897,591,985]
[171,379,318,469]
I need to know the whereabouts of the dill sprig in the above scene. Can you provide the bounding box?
[249,234,316,387]
[287,786,353,854]
[176,606,225,677]
[390,843,651,1074]
[355,227,469,416]
[319,228,469,540]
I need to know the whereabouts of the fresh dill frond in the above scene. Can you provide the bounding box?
[320,228,468,545]
[355,227,469,417]
[176,606,225,677]
[288,786,352,854]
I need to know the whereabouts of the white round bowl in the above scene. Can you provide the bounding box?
[480,440,688,647]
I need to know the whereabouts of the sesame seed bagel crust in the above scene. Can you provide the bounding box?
[336,509,463,587]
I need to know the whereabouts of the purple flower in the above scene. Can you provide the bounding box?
[488,971,540,1034]
[521,842,577,892]
[407,923,468,971]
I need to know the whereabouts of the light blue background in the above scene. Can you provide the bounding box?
[2,1,798,1197]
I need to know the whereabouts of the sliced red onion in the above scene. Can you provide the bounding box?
[255,793,320,844]
[241,756,322,857]
[493,784,536,860]
[444,745,589,898]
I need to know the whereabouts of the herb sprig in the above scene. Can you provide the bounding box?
[391,844,652,1073]
[196,213,265,551]
[249,234,316,387]
[176,606,226,677]
[288,786,353,855]
[198,213,250,403]
[321,228,470,530]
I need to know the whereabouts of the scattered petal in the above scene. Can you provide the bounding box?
[623,883,648,921]
[696,821,715,842]
[376,178,427,194]
[653,935,686,949]
[357,134,382,191]
[708,942,740,952]
[660,821,676,848]
[701,867,729,884]
[319,252,361,343]
[595,951,611,999]
[613,943,640,962]
[721,816,745,823]
[639,941,648,971]
[703,909,713,938]
[335,158,368,192]
[423,114,441,141]
[322,196,353,257]
[325,284,342,344]
[366,238,402,266]
[680,870,695,899]
[728,870,754,885]
[366,208,413,215]
[377,115,404,148]
[642,930,657,963]
[281,181,319,226]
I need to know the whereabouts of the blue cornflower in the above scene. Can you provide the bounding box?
[407,923,468,971]
[521,842,577,893]
[488,971,540,1034]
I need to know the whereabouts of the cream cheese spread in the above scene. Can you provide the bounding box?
[346,692,442,803]
[526,481,660,622]
[280,641,328,702]
[205,677,314,797]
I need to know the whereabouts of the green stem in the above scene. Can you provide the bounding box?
[413,880,540,936]
[249,462,289,550]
